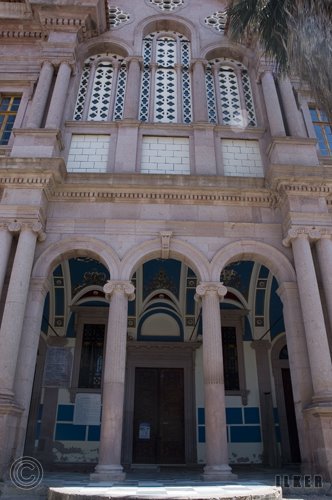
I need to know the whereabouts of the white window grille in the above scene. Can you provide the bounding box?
[139,32,192,124]
[73,53,127,121]
[205,58,257,127]
[107,5,130,28]
[148,0,184,11]
[204,11,227,33]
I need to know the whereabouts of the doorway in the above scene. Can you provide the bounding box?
[133,367,185,464]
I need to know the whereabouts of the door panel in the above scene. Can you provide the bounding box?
[133,367,184,464]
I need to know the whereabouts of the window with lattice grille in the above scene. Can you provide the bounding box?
[205,59,257,127]
[73,53,127,121]
[139,32,192,124]
[0,95,21,145]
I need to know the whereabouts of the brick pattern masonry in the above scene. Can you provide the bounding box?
[141,136,190,174]
[67,134,110,173]
[221,139,264,177]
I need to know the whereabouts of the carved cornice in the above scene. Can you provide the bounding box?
[0,29,46,40]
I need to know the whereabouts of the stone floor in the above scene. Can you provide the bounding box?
[0,465,331,500]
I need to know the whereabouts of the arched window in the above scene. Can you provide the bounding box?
[205,58,256,127]
[139,31,192,124]
[73,53,127,121]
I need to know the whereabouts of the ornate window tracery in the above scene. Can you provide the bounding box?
[148,0,184,11]
[139,32,192,124]
[205,58,257,127]
[73,53,127,121]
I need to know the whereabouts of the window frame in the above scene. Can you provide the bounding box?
[70,307,108,400]
[309,105,332,157]
[221,309,248,405]
[0,91,25,148]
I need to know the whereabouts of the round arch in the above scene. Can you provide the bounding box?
[77,37,131,63]
[120,238,210,282]
[32,237,121,282]
[133,14,199,56]
[210,240,296,284]
[203,40,255,68]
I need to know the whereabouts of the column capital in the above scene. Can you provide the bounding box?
[103,280,135,301]
[125,56,143,67]
[276,281,299,303]
[191,58,208,69]
[7,221,46,241]
[40,59,54,69]
[195,282,227,302]
[282,227,321,247]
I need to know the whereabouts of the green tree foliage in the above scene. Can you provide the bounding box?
[227,0,332,120]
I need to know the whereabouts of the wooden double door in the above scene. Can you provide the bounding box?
[132,367,185,464]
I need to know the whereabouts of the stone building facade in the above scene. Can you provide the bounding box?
[0,0,331,483]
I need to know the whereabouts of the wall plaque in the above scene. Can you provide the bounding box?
[43,347,72,387]
[73,393,101,426]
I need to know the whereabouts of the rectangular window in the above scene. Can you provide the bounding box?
[310,107,332,156]
[222,326,240,390]
[0,95,21,145]
[78,323,105,389]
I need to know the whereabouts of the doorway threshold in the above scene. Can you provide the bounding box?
[131,464,160,470]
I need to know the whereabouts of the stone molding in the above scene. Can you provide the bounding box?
[283,227,323,247]
[195,282,227,302]
[103,280,135,301]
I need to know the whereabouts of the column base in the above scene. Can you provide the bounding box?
[0,401,23,479]
[304,404,332,481]
[90,464,126,482]
[203,464,237,481]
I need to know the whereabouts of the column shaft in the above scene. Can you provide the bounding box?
[277,77,306,137]
[291,235,332,401]
[196,283,234,480]
[14,278,49,457]
[316,236,332,337]
[45,62,72,129]
[26,61,54,128]
[277,282,313,468]
[0,226,13,301]
[92,281,134,481]
[123,58,141,120]
[192,60,208,122]
[261,71,286,136]
[0,225,40,402]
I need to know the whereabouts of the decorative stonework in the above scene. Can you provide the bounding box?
[204,11,227,33]
[282,227,322,247]
[107,5,130,29]
[148,0,183,11]
[195,282,227,301]
[160,231,172,259]
[103,280,135,301]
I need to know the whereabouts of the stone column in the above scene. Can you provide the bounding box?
[14,277,50,457]
[0,224,13,300]
[0,222,45,478]
[91,280,135,482]
[195,282,235,480]
[277,282,313,470]
[123,57,142,120]
[277,76,306,137]
[26,61,54,128]
[45,61,72,129]
[315,232,332,337]
[191,59,208,122]
[261,71,286,136]
[283,229,332,403]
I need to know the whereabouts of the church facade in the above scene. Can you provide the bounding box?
[0,0,332,482]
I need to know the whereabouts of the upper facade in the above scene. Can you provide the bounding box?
[0,0,330,182]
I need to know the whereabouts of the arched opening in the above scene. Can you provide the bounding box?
[25,255,111,467]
